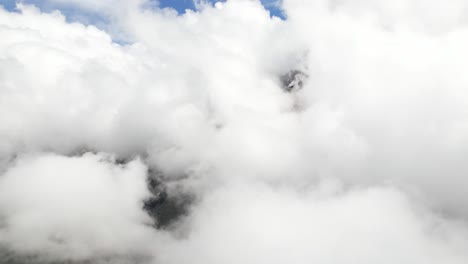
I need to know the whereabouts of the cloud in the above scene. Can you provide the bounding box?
[2,0,468,263]
[155,183,468,264]
[0,153,154,259]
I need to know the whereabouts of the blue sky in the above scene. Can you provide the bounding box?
[1,0,285,19]
[0,0,284,44]
[158,0,285,19]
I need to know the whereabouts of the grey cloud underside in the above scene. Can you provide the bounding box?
[2,0,468,263]
[0,247,151,264]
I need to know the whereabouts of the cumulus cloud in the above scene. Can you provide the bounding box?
[155,183,468,264]
[0,153,153,259]
[1,0,468,263]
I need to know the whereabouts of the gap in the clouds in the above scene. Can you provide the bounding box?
[2,0,131,45]
[1,0,110,28]
[1,0,19,12]
[158,0,286,19]
[2,0,286,20]
[158,0,197,13]
[1,0,285,45]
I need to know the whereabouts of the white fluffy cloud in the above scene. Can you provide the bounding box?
[0,153,153,259]
[2,0,468,263]
[155,183,468,264]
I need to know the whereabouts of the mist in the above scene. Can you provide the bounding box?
[1,0,468,263]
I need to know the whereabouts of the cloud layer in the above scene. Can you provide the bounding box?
[2,0,468,263]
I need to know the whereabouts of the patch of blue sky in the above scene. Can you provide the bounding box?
[1,0,109,26]
[0,0,285,44]
[2,0,285,19]
[260,0,285,19]
[158,0,285,19]
[1,0,19,11]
